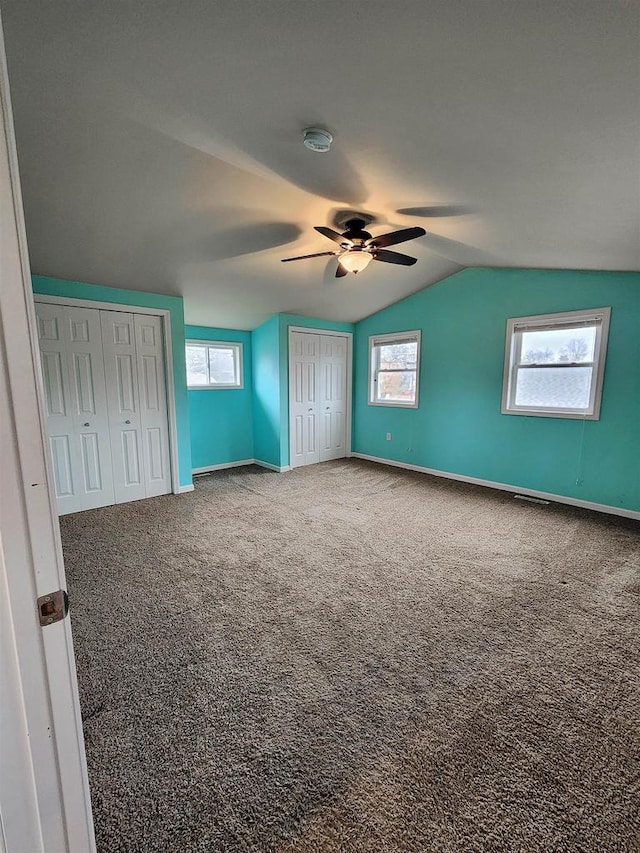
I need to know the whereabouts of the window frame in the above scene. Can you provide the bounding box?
[368,330,421,409]
[185,339,244,390]
[501,307,611,420]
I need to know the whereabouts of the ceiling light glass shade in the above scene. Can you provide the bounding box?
[339,250,373,274]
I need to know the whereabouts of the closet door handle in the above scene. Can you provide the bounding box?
[125,420,131,424]
[83,422,90,427]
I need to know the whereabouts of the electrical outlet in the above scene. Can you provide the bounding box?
[386,432,392,441]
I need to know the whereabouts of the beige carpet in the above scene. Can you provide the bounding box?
[60,460,640,852]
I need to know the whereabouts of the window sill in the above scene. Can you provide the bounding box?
[187,384,244,391]
[501,407,598,420]
[368,400,419,409]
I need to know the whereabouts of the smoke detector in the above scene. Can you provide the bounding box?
[302,127,333,153]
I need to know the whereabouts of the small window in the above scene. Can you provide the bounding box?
[369,331,421,407]
[501,308,610,419]
[185,340,243,389]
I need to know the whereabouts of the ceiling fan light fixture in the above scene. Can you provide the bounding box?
[338,249,373,274]
[302,127,333,153]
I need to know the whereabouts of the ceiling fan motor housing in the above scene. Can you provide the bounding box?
[342,218,372,244]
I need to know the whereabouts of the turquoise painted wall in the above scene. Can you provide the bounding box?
[277,314,355,467]
[251,314,281,467]
[354,268,640,512]
[31,275,193,487]
[186,326,253,470]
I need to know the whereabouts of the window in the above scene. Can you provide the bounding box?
[369,331,421,407]
[502,308,610,419]
[185,340,243,389]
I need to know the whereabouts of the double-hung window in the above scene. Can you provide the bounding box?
[501,308,610,419]
[369,330,421,407]
[186,340,243,389]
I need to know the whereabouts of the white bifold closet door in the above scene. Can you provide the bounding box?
[100,311,171,504]
[289,331,347,468]
[36,303,115,514]
[36,302,171,514]
[318,334,347,461]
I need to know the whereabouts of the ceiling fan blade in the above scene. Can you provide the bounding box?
[372,249,418,266]
[367,227,426,249]
[315,226,353,247]
[335,262,348,278]
[281,251,336,263]
[396,205,472,218]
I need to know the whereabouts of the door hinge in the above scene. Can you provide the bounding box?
[37,590,69,626]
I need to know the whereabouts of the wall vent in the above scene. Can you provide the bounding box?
[514,494,550,505]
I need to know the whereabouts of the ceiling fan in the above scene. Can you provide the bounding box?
[281,217,427,277]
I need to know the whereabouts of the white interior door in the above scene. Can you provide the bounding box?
[319,334,347,462]
[289,331,320,468]
[134,314,171,498]
[2,20,96,846]
[35,302,115,514]
[101,310,147,503]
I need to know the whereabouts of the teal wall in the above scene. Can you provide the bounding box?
[251,314,281,467]
[354,268,640,512]
[31,275,193,487]
[186,326,253,470]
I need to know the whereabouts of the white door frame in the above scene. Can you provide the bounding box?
[287,326,353,467]
[34,294,180,496]
[0,11,95,851]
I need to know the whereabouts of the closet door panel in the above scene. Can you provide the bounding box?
[80,432,103,492]
[319,335,347,462]
[36,302,115,513]
[49,434,75,500]
[134,314,171,497]
[101,311,147,503]
[288,331,320,467]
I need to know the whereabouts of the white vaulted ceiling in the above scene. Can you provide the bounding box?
[2,0,639,329]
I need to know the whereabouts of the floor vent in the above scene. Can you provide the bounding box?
[514,494,550,505]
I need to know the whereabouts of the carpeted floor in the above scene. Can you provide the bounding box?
[60,459,640,853]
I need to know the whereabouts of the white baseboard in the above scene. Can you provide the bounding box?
[254,459,291,473]
[177,484,195,493]
[351,452,640,521]
[191,458,291,475]
[192,459,254,475]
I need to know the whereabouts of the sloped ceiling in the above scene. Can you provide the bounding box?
[2,0,639,329]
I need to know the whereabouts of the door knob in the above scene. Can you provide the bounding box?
[83,422,90,427]
[307,408,312,412]
[125,419,131,424]
[325,407,330,410]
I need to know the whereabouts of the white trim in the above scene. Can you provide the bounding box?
[185,339,244,390]
[368,329,421,409]
[193,459,254,474]
[193,458,293,474]
[34,293,171,316]
[178,484,195,493]
[287,326,354,464]
[34,294,181,495]
[287,326,353,336]
[254,459,291,473]
[501,307,611,420]
[351,453,640,521]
